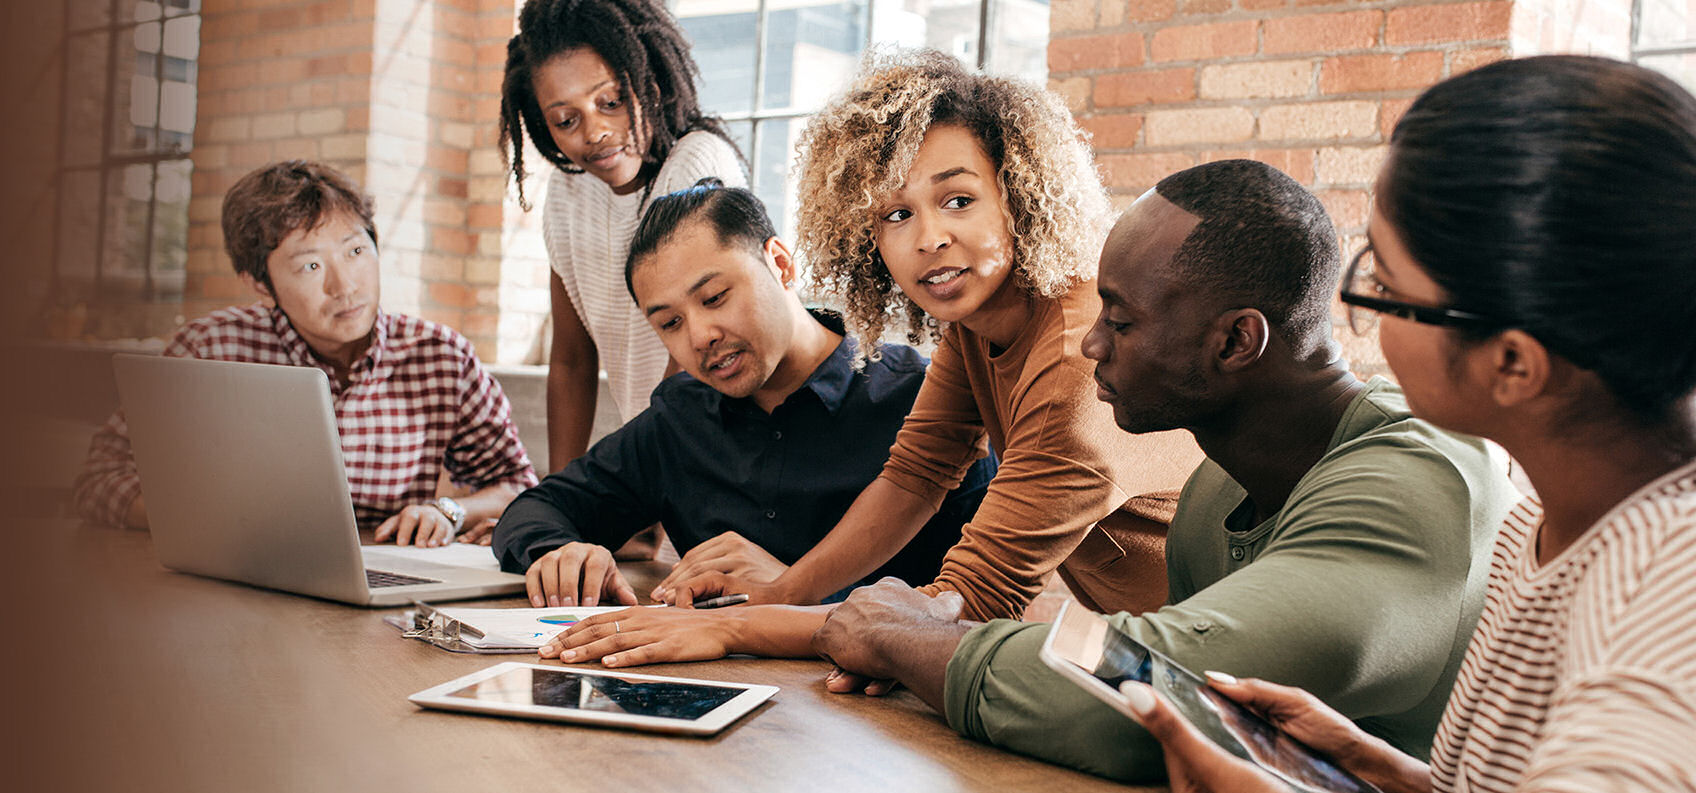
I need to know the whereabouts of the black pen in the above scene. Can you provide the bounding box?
[689,593,750,609]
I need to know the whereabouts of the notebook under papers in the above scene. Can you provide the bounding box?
[112,354,525,607]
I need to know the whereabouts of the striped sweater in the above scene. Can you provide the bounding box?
[1431,459,1696,792]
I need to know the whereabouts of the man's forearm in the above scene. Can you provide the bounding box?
[878,620,972,712]
[455,483,521,527]
[775,479,939,603]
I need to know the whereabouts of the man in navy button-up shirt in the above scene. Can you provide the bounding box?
[494,180,993,609]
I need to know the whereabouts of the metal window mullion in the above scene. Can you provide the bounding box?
[93,0,125,297]
[51,3,71,293]
[977,0,991,71]
[1634,43,1696,58]
[749,0,770,192]
[141,15,174,297]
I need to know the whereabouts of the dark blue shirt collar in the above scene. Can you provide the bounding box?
[704,308,859,417]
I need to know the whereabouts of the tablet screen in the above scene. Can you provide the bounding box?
[445,666,744,720]
[1047,606,1379,793]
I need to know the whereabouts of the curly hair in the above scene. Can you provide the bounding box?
[499,0,735,210]
[794,48,1111,362]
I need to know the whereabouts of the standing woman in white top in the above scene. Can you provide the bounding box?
[1121,56,1696,793]
[499,0,747,472]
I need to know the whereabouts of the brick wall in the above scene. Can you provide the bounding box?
[1050,0,1630,376]
[186,0,547,363]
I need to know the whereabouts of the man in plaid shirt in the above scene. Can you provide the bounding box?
[73,161,537,545]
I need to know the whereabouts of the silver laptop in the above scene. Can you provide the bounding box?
[112,354,526,607]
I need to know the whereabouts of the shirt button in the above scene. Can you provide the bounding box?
[1230,546,1245,561]
[765,510,776,519]
[1192,621,1214,633]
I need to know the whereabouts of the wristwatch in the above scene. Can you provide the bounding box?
[433,496,467,537]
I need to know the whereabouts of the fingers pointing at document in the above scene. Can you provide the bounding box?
[525,541,640,608]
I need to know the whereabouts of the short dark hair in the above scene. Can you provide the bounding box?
[624,177,778,299]
[220,160,377,286]
[499,0,737,209]
[1383,56,1696,423]
[1154,159,1340,347]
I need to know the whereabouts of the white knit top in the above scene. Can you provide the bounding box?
[541,130,747,422]
[1431,458,1696,792]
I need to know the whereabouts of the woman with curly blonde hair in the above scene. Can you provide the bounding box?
[538,49,1202,674]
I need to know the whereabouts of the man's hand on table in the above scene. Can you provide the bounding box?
[811,578,974,712]
[374,503,456,547]
[650,532,789,603]
[525,542,640,608]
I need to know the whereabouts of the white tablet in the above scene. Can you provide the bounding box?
[409,661,778,736]
[1038,602,1381,793]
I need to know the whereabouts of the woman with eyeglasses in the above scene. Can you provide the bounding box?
[1121,55,1696,793]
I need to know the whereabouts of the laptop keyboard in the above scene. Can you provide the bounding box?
[366,569,443,588]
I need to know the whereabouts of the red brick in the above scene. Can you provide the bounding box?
[422,255,464,281]
[1385,2,1512,46]
[1199,60,1312,100]
[1450,46,1509,75]
[1320,52,1445,94]
[1315,145,1389,186]
[438,177,469,199]
[1145,106,1256,146]
[432,228,473,256]
[1081,113,1145,149]
[1049,32,1144,73]
[1095,67,1197,107]
[1125,0,1178,23]
[1263,10,1380,55]
[467,204,504,230]
[428,282,476,308]
[1315,188,1370,230]
[1179,0,1232,14]
[1199,148,1315,183]
[1097,151,1197,190]
[1242,0,1285,8]
[1379,97,1414,138]
[1259,100,1378,141]
[1149,20,1258,63]
[460,310,499,339]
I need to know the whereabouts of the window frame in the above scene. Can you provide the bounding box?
[53,0,201,304]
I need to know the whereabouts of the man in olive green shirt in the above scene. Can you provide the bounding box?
[812,160,1519,783]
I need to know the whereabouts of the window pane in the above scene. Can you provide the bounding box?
[676,0,760,116]
[64,31,111,168]
[985,0,1048,82]
[1640,51,1696,92]
[872,0,980,66]
[114,21,161,154]
[761,0,868,113]
[753,117,804,238]
[724,119,754,161]
[1638,0,1696,49]
[104,164,157,282]
[162,14,199,60]
[151,159,193,297]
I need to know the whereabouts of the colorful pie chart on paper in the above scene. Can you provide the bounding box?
[538,614,581,626]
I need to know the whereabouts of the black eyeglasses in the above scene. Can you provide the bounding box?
[1339,246,1501,335]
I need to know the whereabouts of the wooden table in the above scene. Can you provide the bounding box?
[4,522,1156,793]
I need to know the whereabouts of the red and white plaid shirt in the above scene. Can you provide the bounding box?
[74,304,538,529]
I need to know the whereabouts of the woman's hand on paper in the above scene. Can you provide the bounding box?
[540,606,741,667]
[524,542,640,608]
[650,532,788,603]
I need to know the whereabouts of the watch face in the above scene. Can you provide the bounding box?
[436,497,465,524]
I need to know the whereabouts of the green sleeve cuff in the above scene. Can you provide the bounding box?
[943,618,1167,783]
